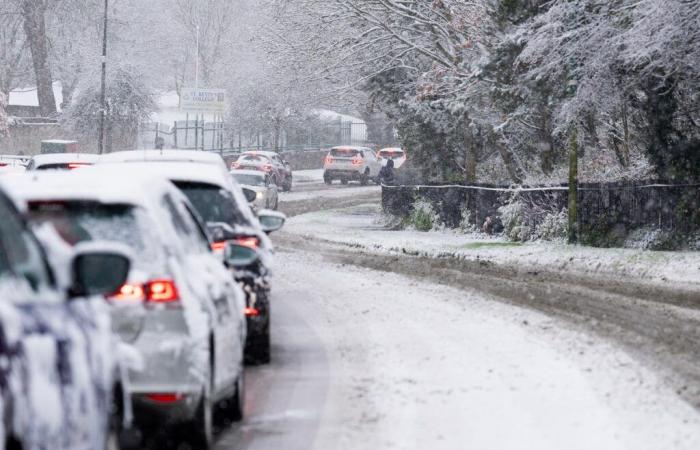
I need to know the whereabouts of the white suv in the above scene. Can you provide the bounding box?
[323,146,381,185]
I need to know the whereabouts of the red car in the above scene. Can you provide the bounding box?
[231,151,293,192]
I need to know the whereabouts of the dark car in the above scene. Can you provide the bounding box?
[231,151,293,192]
[0,187,131,450]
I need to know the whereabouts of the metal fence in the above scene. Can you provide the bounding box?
[138,119,369,157]
[382,180,700,240]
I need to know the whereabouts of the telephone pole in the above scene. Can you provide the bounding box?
[98,0,108,154]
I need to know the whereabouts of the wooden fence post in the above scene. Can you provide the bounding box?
[568,128,579,244]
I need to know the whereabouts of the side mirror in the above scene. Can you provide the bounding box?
[69,248,130,299]
[225,243,260,268]
[242,187,257,203]
[257,209,286,234]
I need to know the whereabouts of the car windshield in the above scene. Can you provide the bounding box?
[379,150,404,158]
[27,201,163,265]
[174,181,253,227]
[330,148,362,158]
[239,154,270,164]
[232,173,266,187]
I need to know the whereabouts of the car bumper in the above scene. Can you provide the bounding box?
[131,388,203,426]
[324,169,362,179]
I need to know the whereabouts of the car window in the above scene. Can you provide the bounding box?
[161,194,205,254]
[330,148,361,157]
[240,154,270,163]
[181,203,213,253]
[174,181,253,228]
[0,196,52,291]
[28,201,164,267]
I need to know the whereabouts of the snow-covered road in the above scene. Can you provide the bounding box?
[216,244,700,450]
[214,180,700,450]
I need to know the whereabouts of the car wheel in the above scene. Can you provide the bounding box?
[323,172,332,185]
[246,323,271,365]
[360,169,370,186]
[231,372,245,422]
[284,175,293,192]
[190,384,213,449]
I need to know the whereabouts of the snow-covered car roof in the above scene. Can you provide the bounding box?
[0,169,176,213]
[239,151,280,158]
[97,161,263,233]
[102,161,232,189]
[29,153,100,167]
[100,149,226,167]
[379,147,404,153]
[329,146,373,151]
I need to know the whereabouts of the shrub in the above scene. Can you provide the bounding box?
[498,199,532,241]
[459,208,478,233]
[410,199,439,232]
[533,209,568,241]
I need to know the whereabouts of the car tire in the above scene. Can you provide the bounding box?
[230,372,245,422]
[283,175,293,192]
[190,384,214,449]
[323,172,332,185]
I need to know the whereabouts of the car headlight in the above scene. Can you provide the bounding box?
[256,191,264,200]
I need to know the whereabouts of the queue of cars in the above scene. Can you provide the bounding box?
[322,146,408,185]
[0,149,288,449]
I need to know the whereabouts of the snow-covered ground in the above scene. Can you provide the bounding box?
[285,203,700,287]
[218,245,700,450]
[281,170,380,202]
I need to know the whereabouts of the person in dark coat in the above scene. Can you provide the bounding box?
[378,158,396,185]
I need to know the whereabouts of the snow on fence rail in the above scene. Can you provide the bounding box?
[382,181,700,243]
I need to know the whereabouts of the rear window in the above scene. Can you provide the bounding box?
[174,182,253,227]
[239,154,271,163]
[35,163,93,171]
[232,173,266,187]
[330,148,362,158]
[379,149,404,158]
[27,201,163,265]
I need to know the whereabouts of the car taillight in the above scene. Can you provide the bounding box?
[235,236,260,249]
[262,164,273,172]
[211,241,226,252]
[112,283,146,301]
[244,307,260,317]
[68,163,90,170]
[231,162,241,169]
[145,393,185,404]
[146,279,179,303]
[325,156,334,165]
[352,157,363,165]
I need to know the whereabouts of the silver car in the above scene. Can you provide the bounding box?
[6,169,247,449]
[230,169,279,210]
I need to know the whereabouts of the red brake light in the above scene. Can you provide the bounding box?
[0,163,7,167]
[112,283,145,301]
[325,156,334,165]
[231,162,241,169]
[145,393,185,404]
[244,307,260,317]
[211,241,226,252]
[146,279,179,303]
[262,164,273,172]
[352,156,363,165]
[235,236,260,249]
[68,163,90,170]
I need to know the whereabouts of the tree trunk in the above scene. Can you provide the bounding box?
[490,129,523,184]
[463,129,477,183]
[568,129,579,244]
[21,0,57,117]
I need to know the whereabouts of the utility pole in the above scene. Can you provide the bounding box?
[97,0,108,154]
[195,25,200,89]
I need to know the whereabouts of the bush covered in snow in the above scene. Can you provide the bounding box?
[0,92,8,138]
[533,209,568,242]
[498,200,532,242]
[410,199,440,232]
[459,208,478,234]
